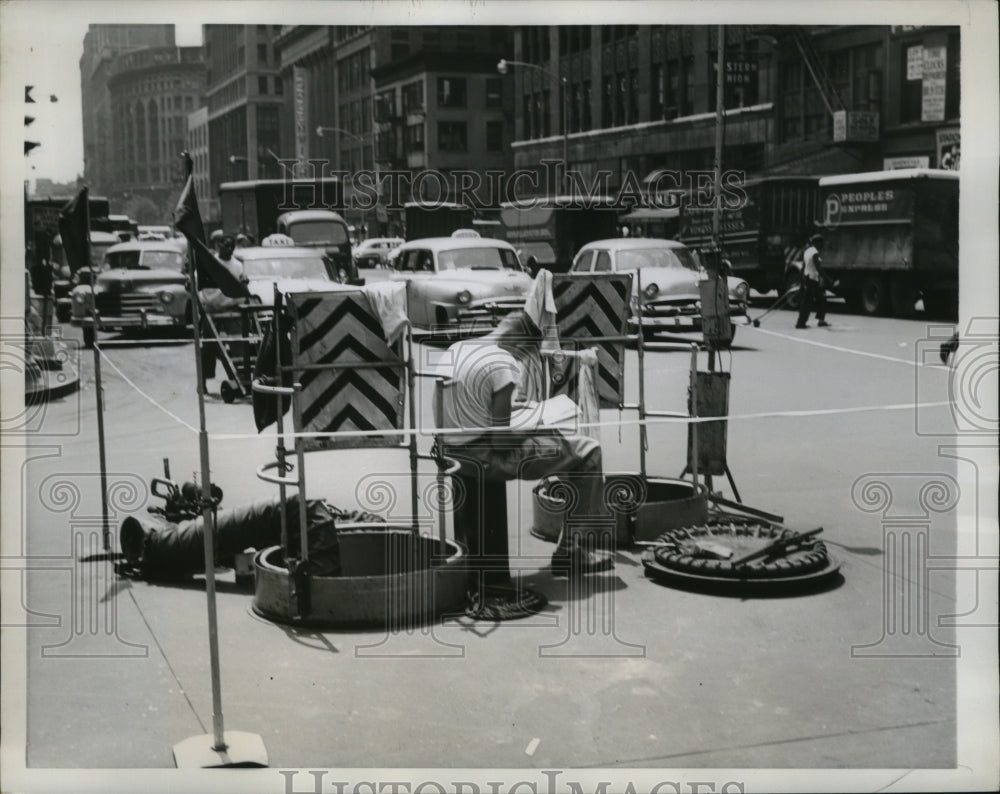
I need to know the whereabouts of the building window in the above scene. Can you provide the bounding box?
[438,121,467,152]
[627,69,639,124]
[486,120,503,152]
[258,75,268,95]
[945,33,960,119]
[651,63,665,120]
[780,61,803,140]
[257,43,268,64]
[523,94,534,139]
[582,81,592,130]
[402,80,424,114]
[275,76,283,95]
[404,122,424,153]
[485,78,503,109]
[391,28,410,61]
[376,89,396,122]
[681,56,695,116]
[602,76,613,127]
[899,42,923,122]
[437,77,467,108]
[852,43,882,114]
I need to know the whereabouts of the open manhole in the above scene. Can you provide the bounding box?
[641,520,840,592]
[253,525,469,628]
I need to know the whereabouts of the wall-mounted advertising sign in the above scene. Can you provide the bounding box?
[832,110,880,143]
[293,66,309,177]
[883,156,930,170]
[906,45,924,80]
[936,127,960,170]
[921,45,947,122]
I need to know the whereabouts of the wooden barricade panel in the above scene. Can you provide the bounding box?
[285,290,405,450]
[550,273,633,408]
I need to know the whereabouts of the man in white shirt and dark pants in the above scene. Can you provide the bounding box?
[796,233,831,329]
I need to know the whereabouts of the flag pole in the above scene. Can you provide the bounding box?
[187,240,228,752]
[82,188,113,554]
[171,153,267,768]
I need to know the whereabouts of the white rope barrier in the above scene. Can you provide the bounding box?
[96,346,199,434]
[206,398,953,443]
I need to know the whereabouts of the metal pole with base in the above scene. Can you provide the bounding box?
[172,188,267,769]
[81,190,114,555]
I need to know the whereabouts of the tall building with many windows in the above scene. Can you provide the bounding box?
[275,26,514,234]
[80,24,176,195]
[506,25,960,194]
[204,24,286,197]
[106,46,206,212]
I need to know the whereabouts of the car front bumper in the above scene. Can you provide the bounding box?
[71,310,184,330]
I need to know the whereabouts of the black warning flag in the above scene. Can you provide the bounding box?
[173,152,249,299]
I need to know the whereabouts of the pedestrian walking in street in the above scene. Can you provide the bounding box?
[796,233,831,329]
[199,234,246,392]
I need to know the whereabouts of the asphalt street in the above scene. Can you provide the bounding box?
[7,285,991,783]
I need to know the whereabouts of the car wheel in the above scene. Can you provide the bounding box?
[889,276,919,318]
[82,327,95,348]
[783,271,802,310]
[860,275,889,316]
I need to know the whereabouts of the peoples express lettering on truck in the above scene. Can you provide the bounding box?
[823,188,915,225]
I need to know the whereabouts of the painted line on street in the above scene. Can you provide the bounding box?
[97,347,199,434]
[749,325,947,369]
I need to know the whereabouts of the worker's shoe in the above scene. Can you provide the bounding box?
[817,320,831,327]
[550,544,614,577]
[795,322,808,329]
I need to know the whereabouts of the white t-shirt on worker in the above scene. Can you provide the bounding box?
[802,245,821,281]
[438,342,519,444]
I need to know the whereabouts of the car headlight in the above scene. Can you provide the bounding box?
[456,290,472,305]
[73,292,87,304]
[643,283,659,300]
[732,282,749,302]
[159,291,174,304]
[337,267,348,283]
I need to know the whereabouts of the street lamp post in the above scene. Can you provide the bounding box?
[228,155,249,233]
[497,58,570,193]
[316,125,378,236]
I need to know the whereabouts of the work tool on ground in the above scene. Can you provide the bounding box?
[751,285,799,327]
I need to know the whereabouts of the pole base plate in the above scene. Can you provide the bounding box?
[172,730,268,768]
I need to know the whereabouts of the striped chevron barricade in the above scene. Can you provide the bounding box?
[549,273,633,408]
[286,289,406,451]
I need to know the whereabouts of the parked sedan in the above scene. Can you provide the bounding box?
[391,237,532,333]
[235,246,354,306]
[70,240,190,347]
[353,237,404,269]
[570,238,749,337]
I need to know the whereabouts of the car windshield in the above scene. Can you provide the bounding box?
[616,247,700,272]
[242,255,330,281]
[287,220,349,246]
[104,251,143,270]
[142,251,185,270]
[437,246,520,271]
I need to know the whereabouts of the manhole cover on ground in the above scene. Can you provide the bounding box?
[642,519,840,593]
